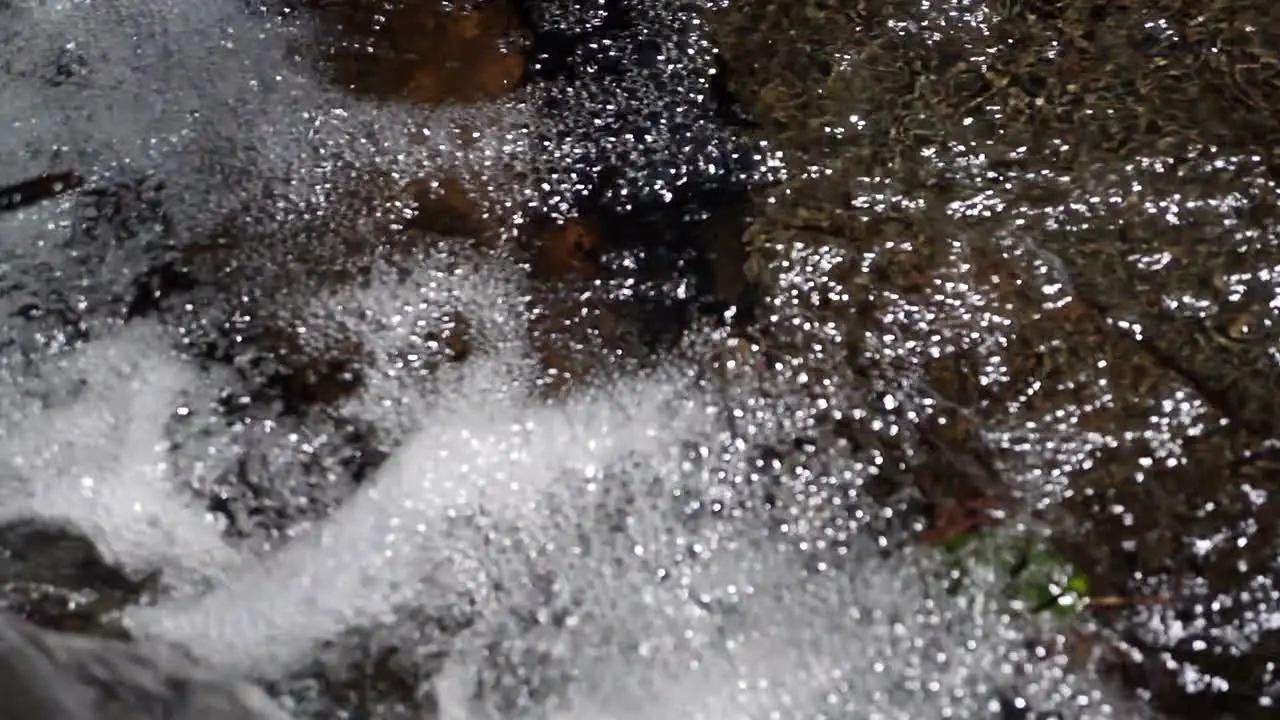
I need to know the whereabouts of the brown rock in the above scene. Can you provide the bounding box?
[312,0,526,105]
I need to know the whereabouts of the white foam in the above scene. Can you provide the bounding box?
[0,323,241,590]
[127,356,716,676]
[296,252,538,443]
[1,0,303,178]
[439,540,1147,720]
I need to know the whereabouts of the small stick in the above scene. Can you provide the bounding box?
[1086,595,1170,609]
[0,171,84,213]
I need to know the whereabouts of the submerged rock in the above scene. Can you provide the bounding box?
[0,611,288,720]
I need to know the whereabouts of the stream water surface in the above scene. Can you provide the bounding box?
[2,1,1279,719]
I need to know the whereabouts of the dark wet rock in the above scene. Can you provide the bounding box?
[303,0,527,105]
[0,518,153,642]
[0,610,289,720]
[0,518,142,595]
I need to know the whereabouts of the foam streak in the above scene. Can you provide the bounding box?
[127,363,714,677]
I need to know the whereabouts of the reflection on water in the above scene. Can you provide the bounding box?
[1,0,1279,718]
[716,0,1280,715]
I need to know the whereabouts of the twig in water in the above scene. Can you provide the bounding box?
[0,172,84,213]
[1086,595,1170,609]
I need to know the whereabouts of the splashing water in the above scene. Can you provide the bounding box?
[0,0,1191,718]
[126,356,721,676]
[0,322,239,592]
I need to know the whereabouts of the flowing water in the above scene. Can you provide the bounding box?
[2,1,1279,718]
